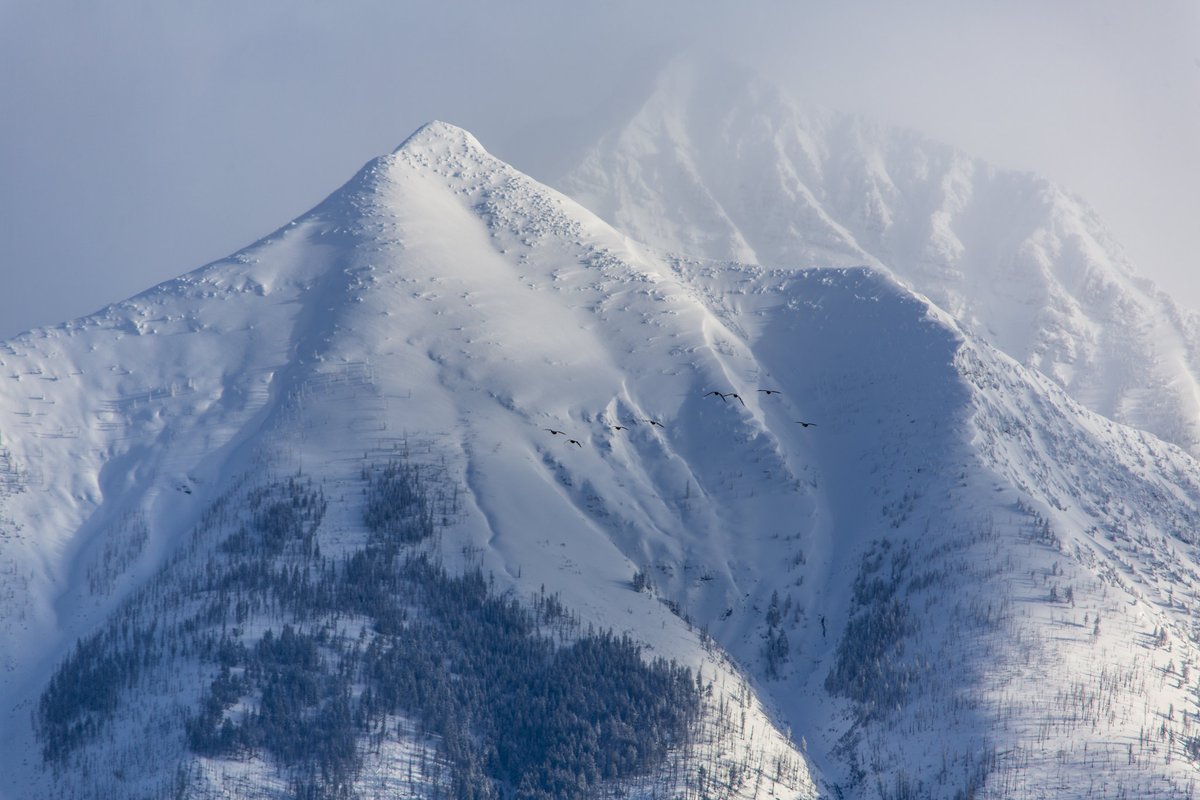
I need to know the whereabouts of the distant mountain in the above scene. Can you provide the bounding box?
[560,58,1200,456]
[2,121,1200,799]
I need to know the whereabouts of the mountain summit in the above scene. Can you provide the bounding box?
[3,121,1200,798]
[394,119,488,153]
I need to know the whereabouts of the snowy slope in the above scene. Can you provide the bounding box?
[676,260,1200,797]
[0,122,816,799]
[560,58,1200,457]
[4,122,1200,798]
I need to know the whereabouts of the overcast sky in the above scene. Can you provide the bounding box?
[1,1,1197,340]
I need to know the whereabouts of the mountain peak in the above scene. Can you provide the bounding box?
[392,119,487,157]
[299,120,500,233]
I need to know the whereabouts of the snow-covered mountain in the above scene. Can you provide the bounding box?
[560,59,1200,458]
[3,121,1200,798]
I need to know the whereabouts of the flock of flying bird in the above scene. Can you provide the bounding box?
[544,388,816,448]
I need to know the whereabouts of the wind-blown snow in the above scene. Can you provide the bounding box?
[3,119,1200,797]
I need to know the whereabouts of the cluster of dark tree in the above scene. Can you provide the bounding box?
[186,625,359,794]
[631,568,653,594]
[362,460,450,545]
[220,478,326,559]
[188,539,698,798]
[40,462,699,800]
[35,478,328,765]
[37,619,159,762]
[824,539,918,718]
[762,590,791,679]
[357,558,699,799]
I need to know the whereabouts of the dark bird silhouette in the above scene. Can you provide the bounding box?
[544,428,566,435]
[705,391,745,406]
[757,389,782,396]
[611,425,628,431]
[644,419,664,428]
[795,420,817,428]
[567,439,583,447]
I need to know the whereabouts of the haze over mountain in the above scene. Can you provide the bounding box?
[561,60,1200,457]
[4,4,1198,344]
[2,121,1200,799]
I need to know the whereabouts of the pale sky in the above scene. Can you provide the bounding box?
[1,1,1197,340]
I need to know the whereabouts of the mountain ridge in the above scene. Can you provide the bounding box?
[3,120,1200,797]
[560,58,1200,457]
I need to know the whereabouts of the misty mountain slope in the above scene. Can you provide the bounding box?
[4,121,1200,798]
[560,58,1200,457]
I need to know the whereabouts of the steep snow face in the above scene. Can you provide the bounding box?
[687,261,1200,797]
[6,121,1200,799]
[0,210,340,675]
[560,59,1200,456]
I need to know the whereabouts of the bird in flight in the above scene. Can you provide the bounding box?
[611,425,628,431]
[795,420,817,428]
[567,438,583,447]
[644,419,664,428]
[705,391,745,407]
[545,428,566,436]
[757,389,782,396]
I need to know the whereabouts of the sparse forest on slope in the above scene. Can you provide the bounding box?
[37,465,709,799]
[671,260,1200,798]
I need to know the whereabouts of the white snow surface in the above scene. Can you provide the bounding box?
[560,58,1200,457]
[1,120,1200,797]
